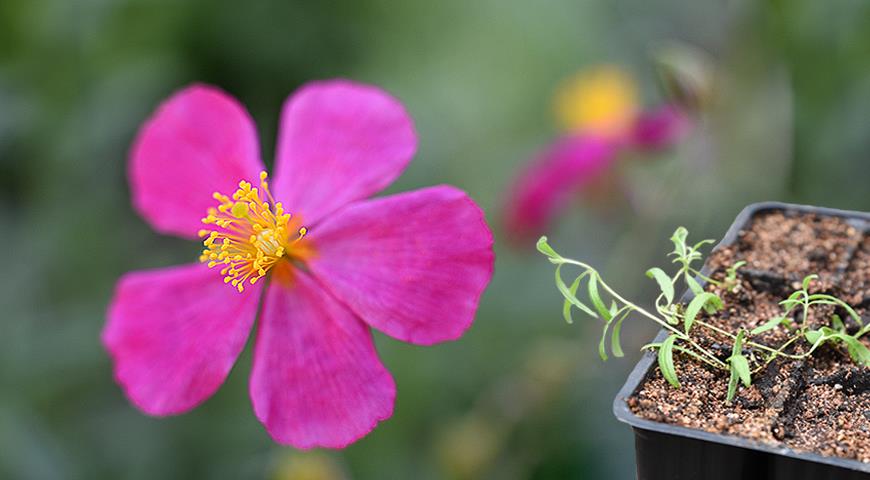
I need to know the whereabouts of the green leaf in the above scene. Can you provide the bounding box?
[598,322,611,361]
[842,303,862,325]
[727,260,747,276]
[805,329,823,345]
[729,354,751,387]
[802,274,819,291]
[587,275,612,322]
[832,314,845,333]
[555,265,598,319]
[692,239,715,251]
[562,274,585,324]
[751,316,787,335]
[610,309,630,358]
[726,330,749,403]
[685,274,705,296]
[683,292,722,333]
[841,336,870,367]
[536,236,559,259]
[646,267,674,305]
[670,227,688,257]
[726,366,739,403]
[779,299,801,310]
[658,335,681,388]
[786,290,804,302]
[731,329,745,356]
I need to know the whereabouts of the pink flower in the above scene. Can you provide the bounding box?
[504,66,691,240]
[103,80,495,449]
[629,104,691,151]
[504,135,618,239]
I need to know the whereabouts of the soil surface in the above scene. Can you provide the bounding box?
[628,210,870,464]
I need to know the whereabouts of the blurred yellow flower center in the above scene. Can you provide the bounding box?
[199,171,307,293]
[553,65,638,138]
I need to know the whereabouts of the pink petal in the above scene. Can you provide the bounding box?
[271,80,417,225]
[250,268,395,449]
[629,104,691,151]
[130,84,265,238]
[103,263,261,415]
[307,186,495,345]
[503,135,617,240]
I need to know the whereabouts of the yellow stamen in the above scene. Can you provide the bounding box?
[199,171,308,293]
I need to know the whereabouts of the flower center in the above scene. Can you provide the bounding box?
[198,171,307,292]
[553,65,638,138]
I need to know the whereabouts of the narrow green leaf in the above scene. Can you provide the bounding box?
[726,367,739,403]
[610,309,630,358]
[555,265,598,319]
[658,335,681,388]
[562,273,585,324]
[683,292,722,333]
[692,239,715,251]
[685,274,704,296]
[805,329,823,345]
[646,267,675,304]
[727,260,747,275]
[725,330,747,404]
[731,329,745,355]
[802,274,819,291]
[587,275,612,321]
[840,302,862,325]
[832,314,845,333]
[536,236,559,259]
[751,316,787,335]
[670,227,688,257]
[841,336,870,367]
[729,354,751,387]
[779,299,800,309]
[840,303,861,325]
[598,322,611,361]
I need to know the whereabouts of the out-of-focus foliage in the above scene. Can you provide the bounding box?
[1,0,869,478]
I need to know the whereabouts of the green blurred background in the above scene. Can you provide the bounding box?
[1,0,869,478]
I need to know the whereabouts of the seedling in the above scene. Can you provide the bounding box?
[538,228,868,403]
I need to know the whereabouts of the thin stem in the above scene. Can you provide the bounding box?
[644,343,724,370]
[688,267,720,286]
[556,259,729,369]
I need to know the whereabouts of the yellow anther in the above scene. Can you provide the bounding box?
[231,201,250,218]
[198,172,308,293]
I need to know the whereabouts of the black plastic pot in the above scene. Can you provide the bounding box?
[613,202,870,480]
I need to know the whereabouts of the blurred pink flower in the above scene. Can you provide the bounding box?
[629,104,691,150]
[504,66,691,240]
[504,135,618,239]
[103,80,494,449]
